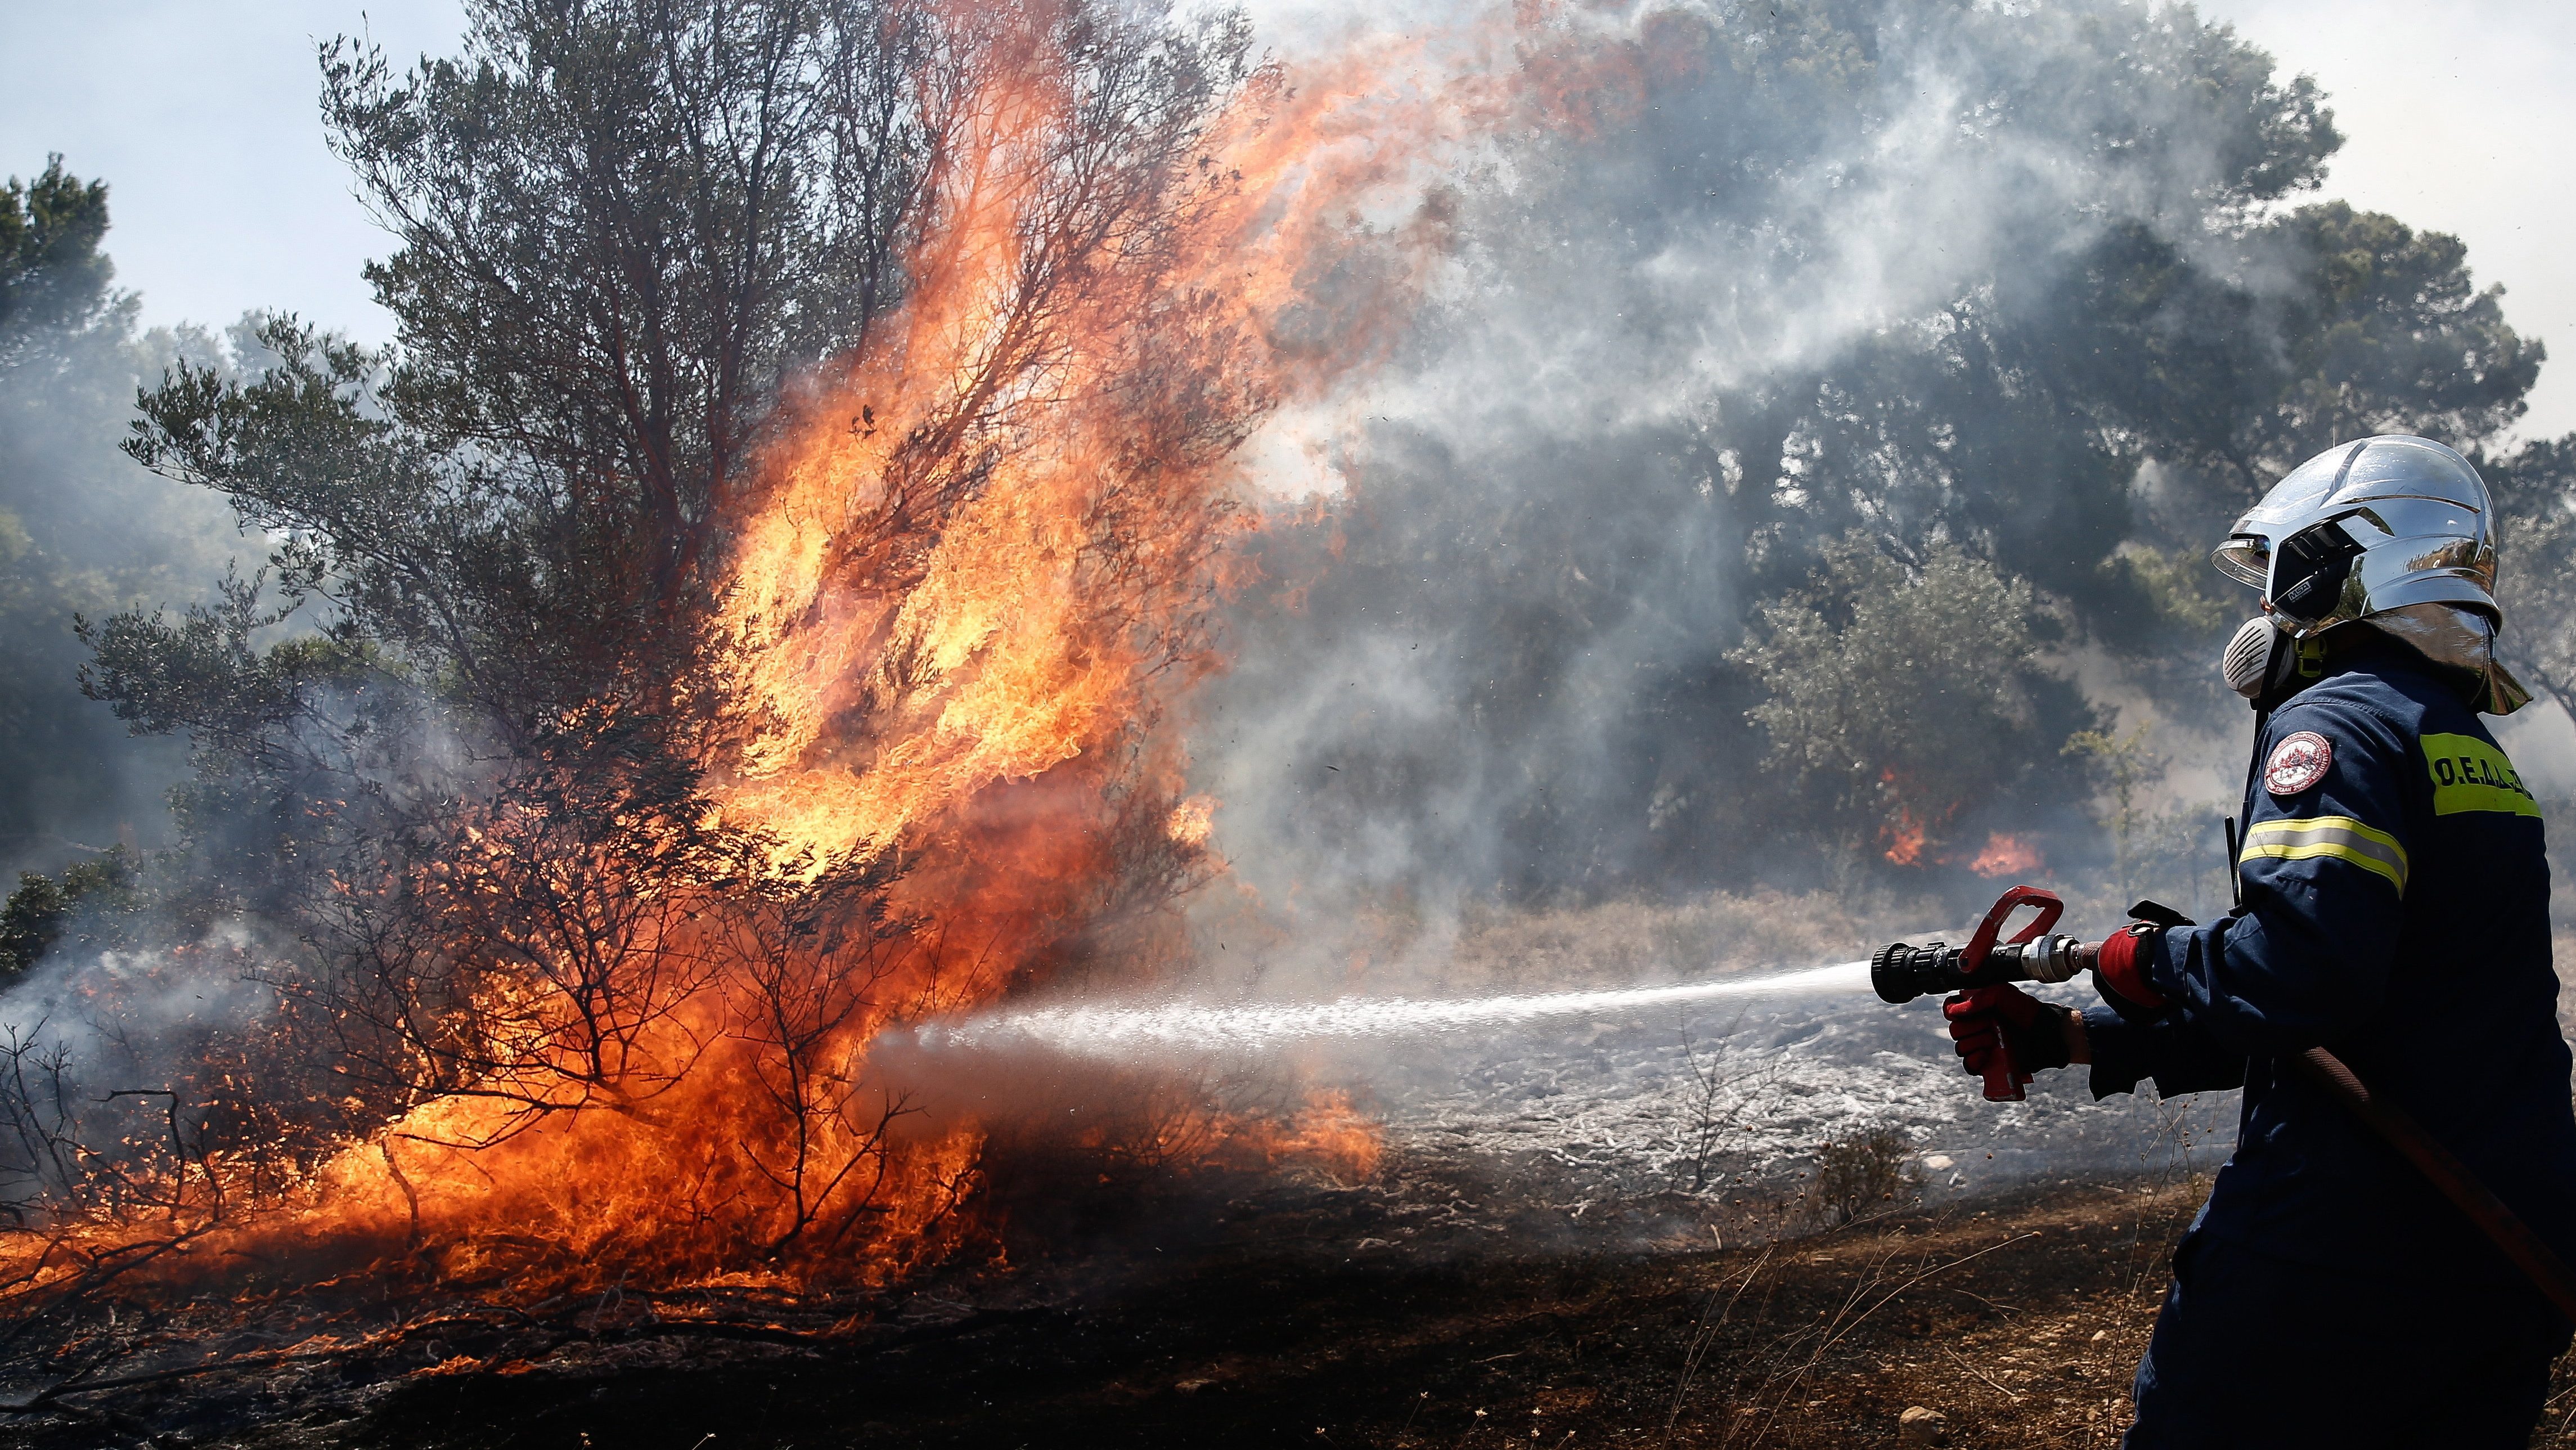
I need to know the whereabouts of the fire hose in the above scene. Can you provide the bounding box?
[1872,885,2576,1323]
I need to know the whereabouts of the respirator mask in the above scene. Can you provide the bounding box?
[2220,614,2325,709]
[2217,515,2361,710]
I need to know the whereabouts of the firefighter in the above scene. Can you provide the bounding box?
[1945,435,2576,1447]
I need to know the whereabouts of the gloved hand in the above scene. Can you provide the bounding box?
[1944,983,2076,1097]
[2092,924,2170,1023]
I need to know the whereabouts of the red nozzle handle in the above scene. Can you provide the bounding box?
[1955,982,2036,1102]
[1961,883,2063,980]
[1954,885,2063,1103]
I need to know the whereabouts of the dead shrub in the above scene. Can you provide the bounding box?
[1810,1125,1922,1225]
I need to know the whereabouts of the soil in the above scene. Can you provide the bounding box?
[3,1168,2554,1450]
[8,1166,2576,1448]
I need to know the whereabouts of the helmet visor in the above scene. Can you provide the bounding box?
[2212,536,2269,590]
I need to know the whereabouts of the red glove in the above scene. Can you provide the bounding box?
[1944,984,2075,1101]
[2093,924,2169,1022]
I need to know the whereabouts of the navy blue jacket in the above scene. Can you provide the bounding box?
[2085,642,2576,1284]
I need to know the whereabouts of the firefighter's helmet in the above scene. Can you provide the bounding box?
[2211,435,2528,713]
[2213,435,2497,629]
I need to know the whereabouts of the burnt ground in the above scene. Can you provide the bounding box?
[11,1170,2576,1449]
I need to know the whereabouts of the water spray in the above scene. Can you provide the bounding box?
[919,959,1873,1061]
[918,890,2087,1074]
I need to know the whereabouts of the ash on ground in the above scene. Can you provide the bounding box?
[1287,978,2240,1251]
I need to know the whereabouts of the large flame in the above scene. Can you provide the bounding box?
[366,32,1450,1289]
[711,43,1451,871]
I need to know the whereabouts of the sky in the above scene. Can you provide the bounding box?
[0,0,467,349]
[1,0,2571,437]
[2215,0,2576,441]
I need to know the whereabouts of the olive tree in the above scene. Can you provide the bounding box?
[1734,533,2089,870]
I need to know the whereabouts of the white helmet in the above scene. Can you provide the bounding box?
[2212,435,2529,714]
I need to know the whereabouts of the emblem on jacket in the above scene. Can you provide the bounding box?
[2265,730,2334,796]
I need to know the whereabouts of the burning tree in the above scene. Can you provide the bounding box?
[12,0,1429,1304]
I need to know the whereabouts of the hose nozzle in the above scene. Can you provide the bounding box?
[1870,939,1954,1003]
[1869,933,2087,1003]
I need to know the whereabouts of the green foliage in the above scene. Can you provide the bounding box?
[2052,202,2535,520]
[2108,545,2238,636]
[111,0,1253,760]
[2063,718,2166,904]
[0,875,62,976]
[0,846,138,976]
[1664,13,2538,887]
[1665,2,2362,609]
[316,0,938,617]
[112,0,932,752]
[2258,203,2540,464]
[0,157,114,366]
[1734,533,2082,865]
[119,318,515,706]
[77,567,397,864]
[1218,1,2546,899]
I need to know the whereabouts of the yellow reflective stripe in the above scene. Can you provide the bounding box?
[2420,732,2541,817]
[2239,814,2409,894]
[2240,839,2407,892]
[2240,813,2404,856]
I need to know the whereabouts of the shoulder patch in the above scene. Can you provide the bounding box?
[2420,732,2540,818]
[2265,731,2334,797]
